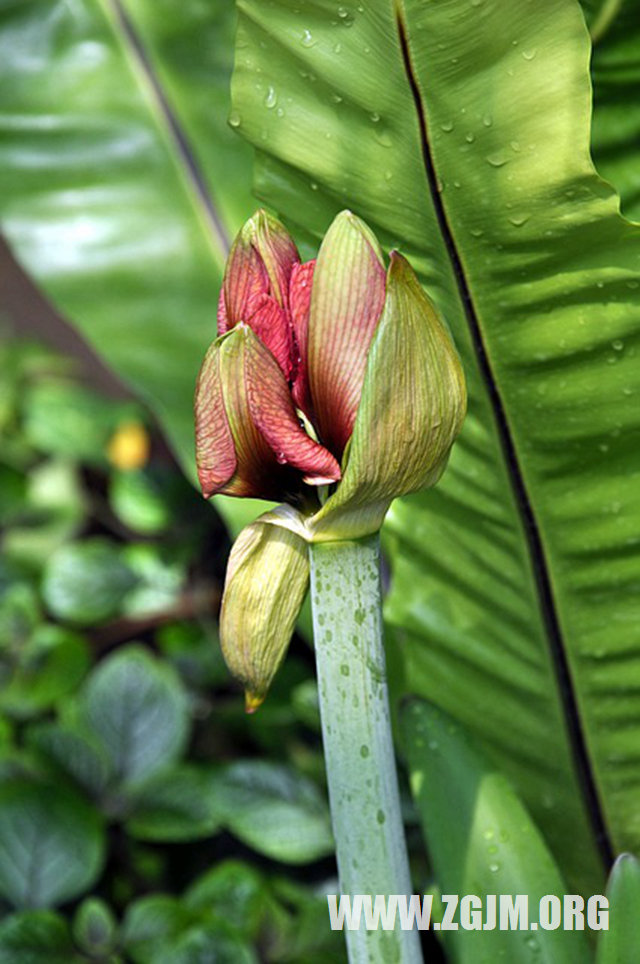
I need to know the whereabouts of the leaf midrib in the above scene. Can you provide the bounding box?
[394,1,613,868]
[98,0,230,263]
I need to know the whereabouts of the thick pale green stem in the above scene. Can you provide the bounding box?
[310,535,423,964]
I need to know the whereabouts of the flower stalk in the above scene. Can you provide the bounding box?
[311,535,423,964]
[194,208,466,962]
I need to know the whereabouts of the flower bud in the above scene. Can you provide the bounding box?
[219,517,309,712]
[195,209,467,705]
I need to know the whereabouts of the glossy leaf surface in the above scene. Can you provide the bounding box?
[0,0,253,481]
[402,699,591,964]
[230,0,640,895]
[2,0,640,902]
[595,853,640,964]
[582,0,640,219]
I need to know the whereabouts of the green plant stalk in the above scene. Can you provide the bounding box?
[310,535,422,964]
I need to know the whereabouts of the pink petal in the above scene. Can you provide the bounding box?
[252,210,300,313]
[289,260,315,416]
[223,239,269,325]
[217,288,229,335]
[308,212,386,458]
[242,327,341,486]
[195,334,290,501]
[194,341,237,497]
[217,330,292,500]
[246,294,295,380]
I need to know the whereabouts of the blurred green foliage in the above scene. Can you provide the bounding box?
[0,337,348,963]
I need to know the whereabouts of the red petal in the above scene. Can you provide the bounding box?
[217,288,229,335]
[223,239,269,325]
[194,341,237,497]
[289,260,315,415]
[196,333,290,501]
[252,211,300,313]
[247,294,295,380]
[243,327,341,486]
[217,330,292,499]
[308,213,386,458]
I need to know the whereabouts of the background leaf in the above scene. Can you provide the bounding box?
[42,539,137,626]
[402,699,591,964]
[595,853,640,964]
[0,911,81,964]
[125,764,222,842]
[581,0,640,218]
[0,0,253,474]
[229,0,640,895]
[0,779,104,908]
[213,761,334,863]
[77,645,190,786]
[72,898,117,957]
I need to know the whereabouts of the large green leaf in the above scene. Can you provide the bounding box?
[595,853,640,964]
[2,0,639,903]
[402,699,591,964]
[0,0,253,476]
[226,0,640,895]
[0,779,105,908]
[581,0,640,218]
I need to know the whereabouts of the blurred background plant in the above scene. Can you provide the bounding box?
[1,0,640,961]
[0,334,360,962]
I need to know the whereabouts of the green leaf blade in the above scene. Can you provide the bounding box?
[402,699,592,964]
[232,0,640,894]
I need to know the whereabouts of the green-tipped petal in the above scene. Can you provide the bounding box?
[308,210,386,458]
[311,252,467,540]
[196,329,288,501]
[220,517,309,709]
[194,340,237,498]
[222,232,269,328]
[216,328,287,500]
[249,209,300,311]
[222,210,299,327]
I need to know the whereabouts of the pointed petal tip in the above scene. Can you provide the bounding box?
[327,211,385,265]
[245,691,265,714]
[388,249,411,273]
[303,471,341,486]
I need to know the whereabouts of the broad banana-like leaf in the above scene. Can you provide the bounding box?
[595,853,640,964]
[581,0,640,219]
[228,0,640,897]
[402,699,591,964]
[0,0,267,536]
[0,0,253,487]
[2,0,639,901]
